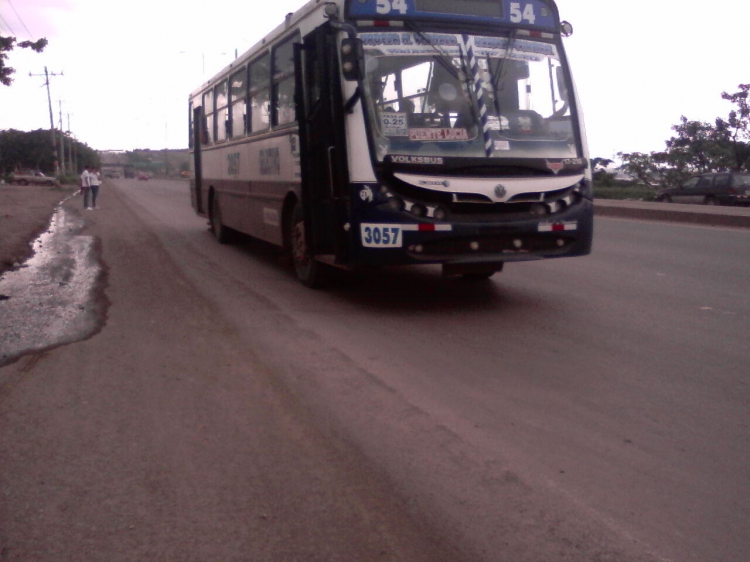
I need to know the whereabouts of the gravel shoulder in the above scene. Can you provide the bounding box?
[0,184,79,276]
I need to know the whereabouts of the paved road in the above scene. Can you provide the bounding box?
[1,179,748,561]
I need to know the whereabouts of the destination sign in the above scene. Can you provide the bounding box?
[346,0,558,31]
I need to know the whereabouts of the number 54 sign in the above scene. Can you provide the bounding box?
[376,0,408,15]
[510,3,537,24]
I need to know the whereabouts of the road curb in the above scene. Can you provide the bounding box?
[594,200,750,228]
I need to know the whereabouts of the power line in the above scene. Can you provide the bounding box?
[7,0,33,39]
[0,13,17,36]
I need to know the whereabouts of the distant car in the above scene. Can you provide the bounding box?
[657,172,750,206]
[137,173,149,181]
[180,170,191,178]
[11,169,60,187]
[104,172,120,179]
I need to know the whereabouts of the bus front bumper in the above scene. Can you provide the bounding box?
[353,199,593,267]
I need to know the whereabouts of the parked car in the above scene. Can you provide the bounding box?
[11,169,60,187]
[657,172,750,206]
[137,173,149,181]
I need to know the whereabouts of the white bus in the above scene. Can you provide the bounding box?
[189,0,593,287]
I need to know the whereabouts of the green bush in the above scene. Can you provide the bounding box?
[57,174,80,187]
[594,183,657,201]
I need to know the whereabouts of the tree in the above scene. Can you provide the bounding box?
[0,129,98,175]
[0,34,48,86]
[618,85,750,189]
[591,157,616,187]
[665,116,732,173]
[717,84,750,171]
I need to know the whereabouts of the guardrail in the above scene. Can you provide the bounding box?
[594,200,750,228]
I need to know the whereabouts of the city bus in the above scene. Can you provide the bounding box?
[188,0,592,287]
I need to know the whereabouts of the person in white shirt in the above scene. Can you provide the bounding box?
[89,168,101,208]
[80,166,92,209]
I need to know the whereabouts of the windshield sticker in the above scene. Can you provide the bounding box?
[362,33,551,62]
[381,112,408,136]
[474,37,557,58]
[485,116,507,131]
[409,128,469,141]
[494,140,510,151]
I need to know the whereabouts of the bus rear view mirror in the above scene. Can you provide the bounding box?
[340,38,363,81]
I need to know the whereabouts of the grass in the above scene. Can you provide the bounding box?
[594,182,657,201]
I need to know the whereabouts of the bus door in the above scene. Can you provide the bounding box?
[295,24,350,264]
[192,105,204,215]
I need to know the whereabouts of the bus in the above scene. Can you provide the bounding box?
[188,0,592,287]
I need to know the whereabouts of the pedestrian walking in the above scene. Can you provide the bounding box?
[89,168,101,209]
[80,166,92,209]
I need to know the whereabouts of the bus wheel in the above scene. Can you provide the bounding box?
[289,203,329,288]
[210,193,230,244]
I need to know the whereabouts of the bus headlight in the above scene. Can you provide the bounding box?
[411,204,426,218]
[388,197,404,211]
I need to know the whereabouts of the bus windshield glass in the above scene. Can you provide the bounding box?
[361,31,578,162]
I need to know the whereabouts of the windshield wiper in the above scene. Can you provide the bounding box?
[404,21,461,81]
[487,30,517,117]
[403,22,481,131]
[491,30,517,91]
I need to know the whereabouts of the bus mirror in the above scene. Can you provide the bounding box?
[340,38,363,81]
[560,21,573,37]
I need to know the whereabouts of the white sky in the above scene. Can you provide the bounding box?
[1,0,748,161]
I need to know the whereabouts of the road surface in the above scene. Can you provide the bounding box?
[1,178,748,561]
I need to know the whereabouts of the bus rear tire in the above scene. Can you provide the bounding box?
[289,202,331,288]
[210,193,231,244]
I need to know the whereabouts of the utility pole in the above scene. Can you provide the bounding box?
[58,100,66,176]
[67,113,75,173]
[29,67,64,175]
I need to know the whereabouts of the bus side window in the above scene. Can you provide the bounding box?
[202,89,214,145]
[215,80,229,142]
[229,68,247,138]
[272,33,300,127]
[249,54,271,133]
[189,101,194,148]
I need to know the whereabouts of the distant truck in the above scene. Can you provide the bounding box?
[11,169,60,186]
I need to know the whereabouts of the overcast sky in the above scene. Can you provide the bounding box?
[1,0,748,161]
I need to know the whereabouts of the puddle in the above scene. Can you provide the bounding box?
[0,206,106,366]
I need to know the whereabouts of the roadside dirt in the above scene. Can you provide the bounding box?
[0,184,78,276]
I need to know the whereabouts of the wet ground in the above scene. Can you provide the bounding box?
[0,205,106,366]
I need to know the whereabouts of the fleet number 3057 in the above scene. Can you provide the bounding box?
[360,224,402,248]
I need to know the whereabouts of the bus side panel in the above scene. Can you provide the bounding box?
[198,133,300,247]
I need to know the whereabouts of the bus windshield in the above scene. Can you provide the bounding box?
[361,31,578,162]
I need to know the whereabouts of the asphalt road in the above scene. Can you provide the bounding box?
[1,178,748,561]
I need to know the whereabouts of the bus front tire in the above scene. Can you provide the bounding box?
[289,203,330,288]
